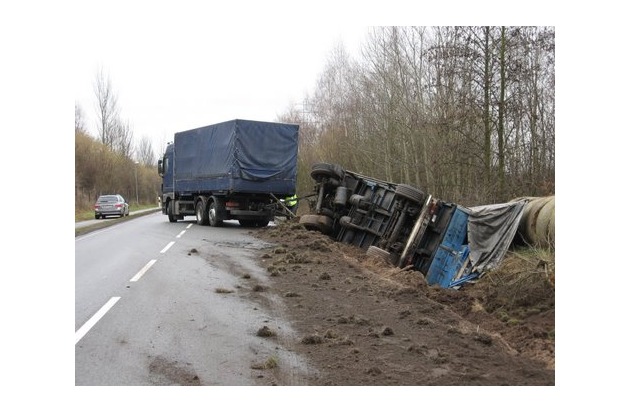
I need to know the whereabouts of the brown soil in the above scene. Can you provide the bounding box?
[250,220,555,386]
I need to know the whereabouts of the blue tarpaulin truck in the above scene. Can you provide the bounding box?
[158,119,299,227]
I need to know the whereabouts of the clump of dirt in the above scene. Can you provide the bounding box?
[301,334,324,345]
[251,220,555,385]
[256,326,277,337]
[251,356,278,370]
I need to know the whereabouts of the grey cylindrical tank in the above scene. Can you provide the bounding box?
[514,195,555,249]
[334,186,348,206]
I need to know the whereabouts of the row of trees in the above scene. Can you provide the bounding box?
[76,26,554,213]
[75,69,161,211]
[75,129,161,210]
[280,27,554,206]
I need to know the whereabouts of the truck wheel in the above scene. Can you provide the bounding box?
[255,218,270,227]
[395,184,425,205]
[310,163,344,182]
[320,208,335,218]
[317,215,333,235]
[300,214,322,231]
[208,199,223,227]
[167,201,177,222]
[366,245,392,264]
[195,198,209,225]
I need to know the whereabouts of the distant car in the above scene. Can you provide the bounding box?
[94,194,129,219]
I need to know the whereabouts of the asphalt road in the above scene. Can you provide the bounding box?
[75,212,310,385]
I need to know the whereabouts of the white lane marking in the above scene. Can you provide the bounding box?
[130,259,157,282]
[160,241,175,253]
[75,297,121,345]
[177,223,193,237]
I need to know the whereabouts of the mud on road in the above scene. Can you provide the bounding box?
[247,221,555,386]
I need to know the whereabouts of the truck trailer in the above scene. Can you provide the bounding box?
[158,119,299,227]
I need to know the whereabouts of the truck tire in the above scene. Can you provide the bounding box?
[208,198,224,227]
[167,201,177,222]
[366,245,392,263]
[300,214,322,231]
[317,215,333,235]
[395,184,425,205]
[300,215,331,234]
[255,218,270,227]
[195,198,209,226]
[310,163,344,182]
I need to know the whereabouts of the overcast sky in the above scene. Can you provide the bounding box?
[73,3,372,155]
[69,2,577,161]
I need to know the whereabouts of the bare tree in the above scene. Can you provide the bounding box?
[112,117,134,158]
[93,67,119,149]
[280,26,554,205]
[311,43,360,169]
[135,135,157,166]
[497,26,507,199]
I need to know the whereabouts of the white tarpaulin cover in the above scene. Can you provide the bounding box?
[467,199,528,274]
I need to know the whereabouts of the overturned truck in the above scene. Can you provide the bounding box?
[299,163,547,289]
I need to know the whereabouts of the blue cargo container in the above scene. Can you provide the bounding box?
[425,206,475,288]
[410,200,525,288]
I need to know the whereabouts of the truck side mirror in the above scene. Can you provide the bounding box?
[157,159,163,176]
